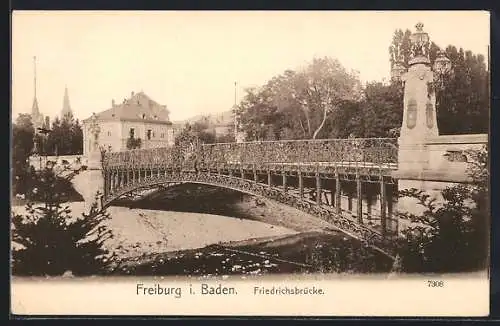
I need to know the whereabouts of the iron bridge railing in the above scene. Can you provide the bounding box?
[103,138,398,170]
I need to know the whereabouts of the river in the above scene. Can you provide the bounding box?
[11,182,393,276]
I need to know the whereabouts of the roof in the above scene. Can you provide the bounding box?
[83,91,171,124]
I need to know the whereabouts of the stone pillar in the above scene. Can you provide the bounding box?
[393,23,446,233]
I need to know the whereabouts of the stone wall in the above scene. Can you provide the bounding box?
[394,133,487,183]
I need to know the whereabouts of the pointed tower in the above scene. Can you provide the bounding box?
[61,85,73,120]
[31,56,44,130]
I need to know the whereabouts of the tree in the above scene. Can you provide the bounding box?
[174,122,215,146]
[236,57,362,141]
[12,168,117,276]
[389,29,412,68]
[70,119,84,154]
[216,133,235,143]
[433,46,489,135]
[43,115,83,155]
[396,145,489,273]
[358,81,403,137]
[12,114,36,196]
[126,136,142,150]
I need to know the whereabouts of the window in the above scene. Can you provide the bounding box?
[161,133,164,138]
[142,113,146,119]
[146,129,152,140]
[107,131,111,137]
[129,128,135,138]
[153,131,156,138]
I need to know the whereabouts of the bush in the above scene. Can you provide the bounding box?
[396,146,489,273]
[11,169,118,276]
[25,167,84,203]
[12,200,118,276]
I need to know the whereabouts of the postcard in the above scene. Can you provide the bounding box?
[10,10,490,317]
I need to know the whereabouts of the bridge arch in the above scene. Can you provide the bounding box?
[102,170,394,258]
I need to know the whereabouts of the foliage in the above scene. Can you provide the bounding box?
[12,114,36,196]
[434,46,489,134]
[24,167,84,203]
[216,133,235,143]
[236,57,362,141]
[45,116,83,155]
[333,82,403,138]
[126,135,142,150]
[174,122,216,147]
[396,145,489,273]
[11,169,117,276]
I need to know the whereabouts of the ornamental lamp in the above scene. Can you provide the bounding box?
[410,22,429,49]
[433,51,452,75]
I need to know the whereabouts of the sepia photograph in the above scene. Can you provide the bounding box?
[10,10,490,316]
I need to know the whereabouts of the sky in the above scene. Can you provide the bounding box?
[11,10,490,122]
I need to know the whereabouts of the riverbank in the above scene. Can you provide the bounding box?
[11,202,298,260]
[117,231,393,276]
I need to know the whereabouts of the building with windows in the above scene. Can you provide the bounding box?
[82,91,176,156]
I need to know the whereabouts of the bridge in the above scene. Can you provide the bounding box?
[101,138,400,255]
[85,23,489,258]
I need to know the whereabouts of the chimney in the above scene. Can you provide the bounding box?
[112,99,115,107]
[131,91,135,97]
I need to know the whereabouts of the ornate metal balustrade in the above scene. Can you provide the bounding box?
[101,138,399,256]
[103,138,398,170]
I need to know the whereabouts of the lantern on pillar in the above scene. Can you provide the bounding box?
[433,50,452,75]
[409,22,430,62]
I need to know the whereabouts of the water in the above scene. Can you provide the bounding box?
[117,232,393,276]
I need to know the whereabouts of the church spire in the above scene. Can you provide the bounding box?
[61,85,73,119]
[31,56,40,115]
[31,56,43,131]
